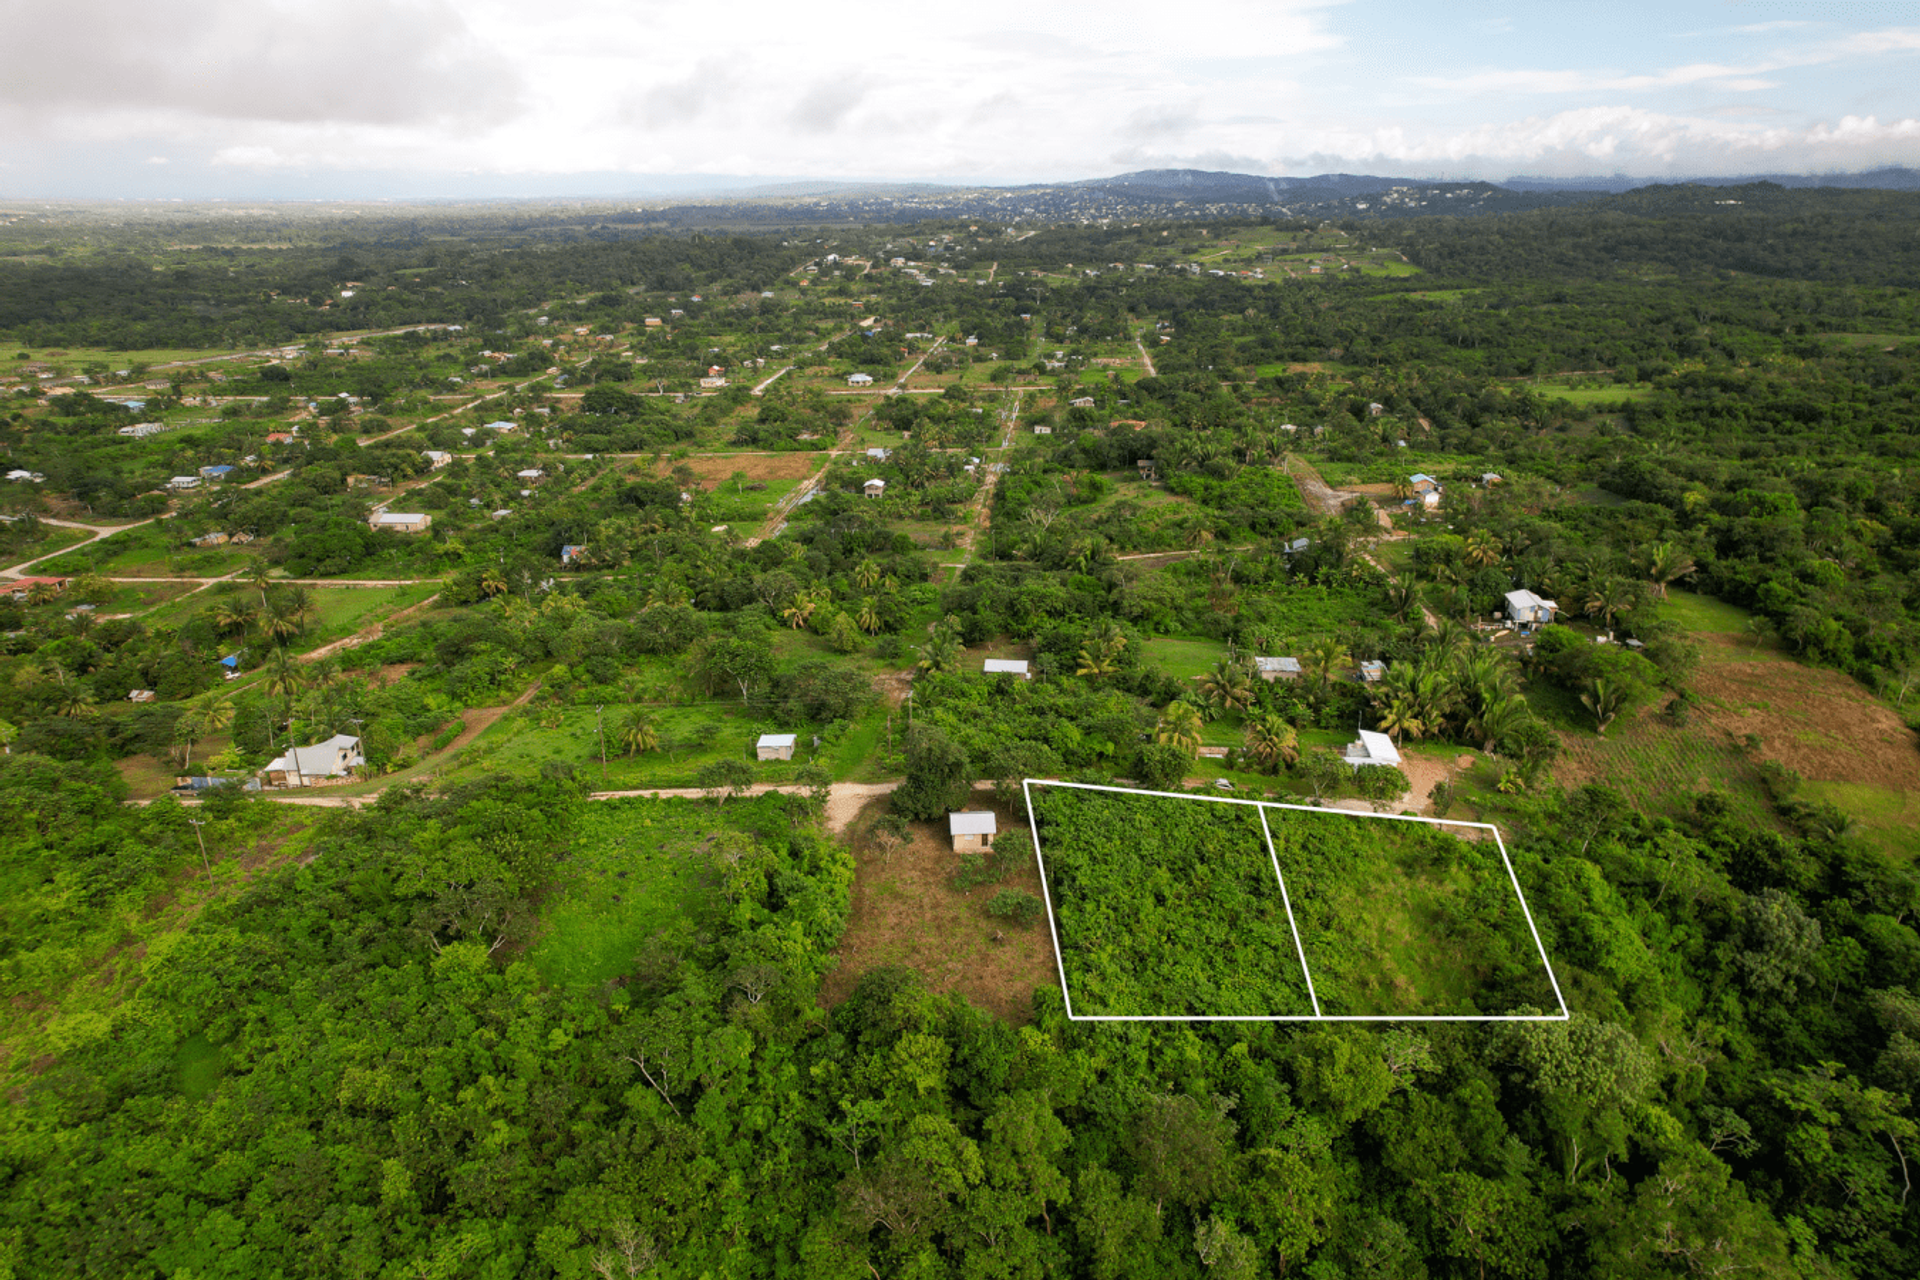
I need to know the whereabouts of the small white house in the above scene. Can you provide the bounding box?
[168,475,201,491]
[1358,660,1386,684]
[983,658,1031,680]
[1504,589,1558,628]
[1344,729,1401,768]
[369,512,432,533]
[756,733,797,762]
[949,811,997,853]
[1032,424,1052,435]
[423,450,453,469]
[263,733,365,787]
[847,372,875,387]
[1070,397,1095,408]
[863,478,886,498]
[1253,656,1301,682]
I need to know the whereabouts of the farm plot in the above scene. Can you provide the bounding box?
[1026,782,1563,1020]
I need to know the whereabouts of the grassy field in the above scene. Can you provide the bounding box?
[1539,384,1654,405]
[36,523,257,579]
[1268,804,1558,1016]
[1799,781,1920,862]
[1654,587,1750,634]
[523,795,777,990]
[1143,635,1231,679]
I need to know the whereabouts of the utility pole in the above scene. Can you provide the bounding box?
[188,818,210,876]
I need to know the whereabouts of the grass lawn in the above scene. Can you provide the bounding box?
[1655,588,1750,635]
[523,795,778,990]
[37,524,257,579]
[303,583,441,637]
[1539,385,1654,405]
[1143,635,1230,680]
[1799,781,1920,862]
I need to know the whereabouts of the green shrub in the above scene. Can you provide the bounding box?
[985,889,1045,926]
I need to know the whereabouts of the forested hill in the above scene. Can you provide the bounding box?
[1383,184,1920,286]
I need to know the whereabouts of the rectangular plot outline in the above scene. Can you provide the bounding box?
[1022,779,1570,1023]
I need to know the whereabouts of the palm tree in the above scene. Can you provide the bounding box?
[1584,578,1636,632]
[1076,635,1124,680]
[55,682,96,719]
[916,636,959,676]
[478,566,509,599]
[1302,638,1351,694]
[1243,714,1299,772]
[1642,542,1697,599]
[1376,699,1425,743]
[212,598,257,636]
[1154,701,1205,754]
[247,565,274,610]
[1467,694,1533,753]
[855,598,882,635]
[1464,530,1504,568]
[264,650,306,778]
[182,690,236,769]
[1580,677,1628,736]
[1196,657,1256,717]
[617,712,659,758]
[853,559,883,590]
[258,601,301,648]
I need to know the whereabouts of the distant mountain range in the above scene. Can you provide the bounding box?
[628,165,1920,225]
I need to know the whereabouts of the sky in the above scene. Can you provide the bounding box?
[2,0,1918,198]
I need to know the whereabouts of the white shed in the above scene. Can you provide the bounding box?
[983,658,1031,680]
[1344,730,1402,768]
[755,733,797,762]
[949,811,998,853]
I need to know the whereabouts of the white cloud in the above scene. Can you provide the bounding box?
[0,2,1915,191]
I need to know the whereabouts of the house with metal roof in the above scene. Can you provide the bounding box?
[983,658,1031,680]
[755,733,797,761]
[1343,730,1402,768]
[262,734,365,788]
[1504,589,1558,628]
[948,811,998,853]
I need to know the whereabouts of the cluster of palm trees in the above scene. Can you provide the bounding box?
[209,569,316,647]
[1367,635,1537,752]
[915,614,966,676]
[1415,523,1697,633]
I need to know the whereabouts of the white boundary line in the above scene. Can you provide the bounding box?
[1022,778,1569,1023]
[1257,804,1322,1017]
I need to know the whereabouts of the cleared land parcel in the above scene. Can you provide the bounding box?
[1028,783,1563,1020]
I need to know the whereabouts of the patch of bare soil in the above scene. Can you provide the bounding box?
[1398,752,1475,814]
[1690,654,1920,791]
[645,452,821,485]
[818,791,1059,1024]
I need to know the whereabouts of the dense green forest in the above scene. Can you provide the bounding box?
[2,190,1919,1277]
